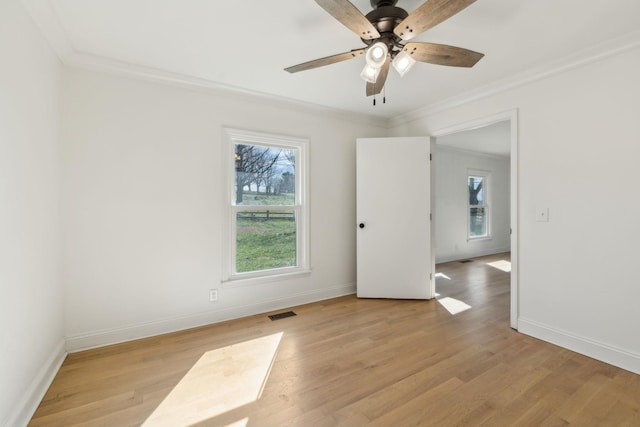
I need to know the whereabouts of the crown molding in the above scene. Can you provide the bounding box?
[388,30,640,128]
[21,0,386,128]
[21,0,73,57]
[436,143,509,160]
[63,51,388,128]
[22,0,639,130]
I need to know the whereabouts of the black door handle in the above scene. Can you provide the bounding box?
[359,223,365,229]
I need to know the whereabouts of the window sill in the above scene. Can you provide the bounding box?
[222,269,311,288]
[467,236,492,242]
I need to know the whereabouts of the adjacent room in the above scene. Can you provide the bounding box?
[2,0,640,425]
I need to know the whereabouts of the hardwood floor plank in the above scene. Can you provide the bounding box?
[28,253,640,426]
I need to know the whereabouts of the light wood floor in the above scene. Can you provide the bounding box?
[30,253,640,426]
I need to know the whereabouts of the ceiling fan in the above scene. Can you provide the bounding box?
[285,0,484,97]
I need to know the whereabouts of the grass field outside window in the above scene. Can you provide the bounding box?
[224,129,308,281]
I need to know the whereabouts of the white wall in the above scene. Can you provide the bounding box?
[6,5,639,421]
[434,146,510,263]
[61,68,388,351]
[0,1,65,425]
[390,46,640,373]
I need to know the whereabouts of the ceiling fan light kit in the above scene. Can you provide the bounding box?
[365,41,389,68]
[361,41,388,83]
[391,50,416,76]
[360,63,381,83]
[286,0,484,99]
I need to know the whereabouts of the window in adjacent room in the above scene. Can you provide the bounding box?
[468,172,490,240]
[223,129,309,282]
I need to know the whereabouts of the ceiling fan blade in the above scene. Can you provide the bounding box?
[315,0,380,40]
[285,48,365,73]
[366,56,390,96]
[402,42,484,67]
[394,0,477,41]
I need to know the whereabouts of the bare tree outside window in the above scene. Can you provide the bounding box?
[224,129,308,281]
[233,143,298,273]
[468,175,488,238]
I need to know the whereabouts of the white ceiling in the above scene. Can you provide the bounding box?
[436,120,510,157]
[24,0,640,120]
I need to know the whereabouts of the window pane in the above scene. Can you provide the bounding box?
[236,210,297,273]
[469,207,487,237]
[468,176,484,206]
[234,144,296,206]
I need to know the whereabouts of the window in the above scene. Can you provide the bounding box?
[468,172,489,239]
[223,129,308,282]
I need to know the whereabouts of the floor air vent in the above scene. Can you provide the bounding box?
[460,259,474,263]
[268,311,297,321]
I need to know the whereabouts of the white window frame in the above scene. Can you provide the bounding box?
[222,128,309,285]
[467,169,491,241]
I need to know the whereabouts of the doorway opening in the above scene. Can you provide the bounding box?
[431,111,518,328]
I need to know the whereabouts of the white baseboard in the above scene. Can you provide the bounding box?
[66,283,356,352]
[518,318,640,375]
[3,340,67,427]
[435,247,511,264]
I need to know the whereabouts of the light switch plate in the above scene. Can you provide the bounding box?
[536,207,549,222]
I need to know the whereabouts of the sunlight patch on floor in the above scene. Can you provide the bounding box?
[435,272,451,280]
[224,419,249,427]
[142,332,283,427]
[437,297,472,315]
[487,260,511,272]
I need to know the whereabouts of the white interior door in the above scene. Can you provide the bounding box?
[357,137,434,299]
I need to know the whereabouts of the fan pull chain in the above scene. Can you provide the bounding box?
[372,85,388,106]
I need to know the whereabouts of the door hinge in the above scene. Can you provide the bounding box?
[430,213,432,221]
[429,153,432,161]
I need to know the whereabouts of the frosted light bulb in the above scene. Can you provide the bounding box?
[365,42,388,68]
[360,63,379,83]
[392,51,416,77]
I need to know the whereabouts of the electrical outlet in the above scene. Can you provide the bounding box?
[209,288,218,302]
